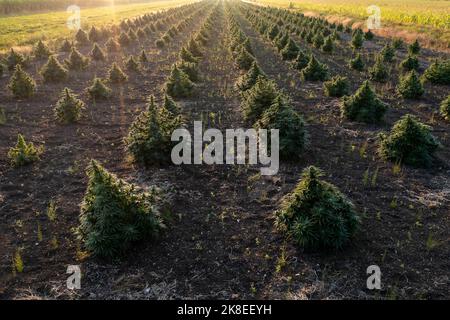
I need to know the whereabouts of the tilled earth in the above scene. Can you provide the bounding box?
[0,1,449,299]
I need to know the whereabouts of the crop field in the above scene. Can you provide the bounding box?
[0,0,449,301]
[253,0,450,51]
[0,0,192,51]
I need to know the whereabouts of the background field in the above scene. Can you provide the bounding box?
[0,0,169,15]
[0,0,192,52]
[252,0,450,50]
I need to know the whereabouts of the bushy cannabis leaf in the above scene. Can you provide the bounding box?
[33,40,52,59]
[139,50,149,65]
[349,53,364,71]
[364,30,374,40]
[267,24,280,40]
[75,29,90,46]
[108,62,128,83]
[8,65,36,98]
[293,50,309,71]
[88,26,101,42]
[440,95,450,121]
[351,29,364,50]
[187,38,203,57]
[77,159,164,259]
[275,33,289,51]
[125,95,183,165]
[321,36,333,53]
[5,48,26,71]
[180,47,198,63]
[341,80,387,123]
[378,114,439,167]
[163,94,181,117]
[323,75,349,97]
[369,55,390,82]
[118,32,131,47]
[392,38,404,49]
[276,166,359,249]
[137,28,146,39]
[235,61,266,92]
[60,39,73,52]
[397,70,424,99]
[241,75,278,124]
[87,77,112,100]
[54,87,85,123]
[195,32,208,46]
[255,93,307,159]
[380,43,395,62]
[408,39,421,55]
[105,38,120,53]
[178,61,199,82]
[280,38,300,61]
[423,59,450,85]
[400,54,419,71]
[331,29,341,41]
[40,55,68,83]
[125,55,141,73]
[155,39,165,48]
[65,48,89,71]
[235,47,255,71]
[90,43,106,61]
[165,65,194,98]
[301,55,329,81]
[8,134,43,167]
[312,33,324,49]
